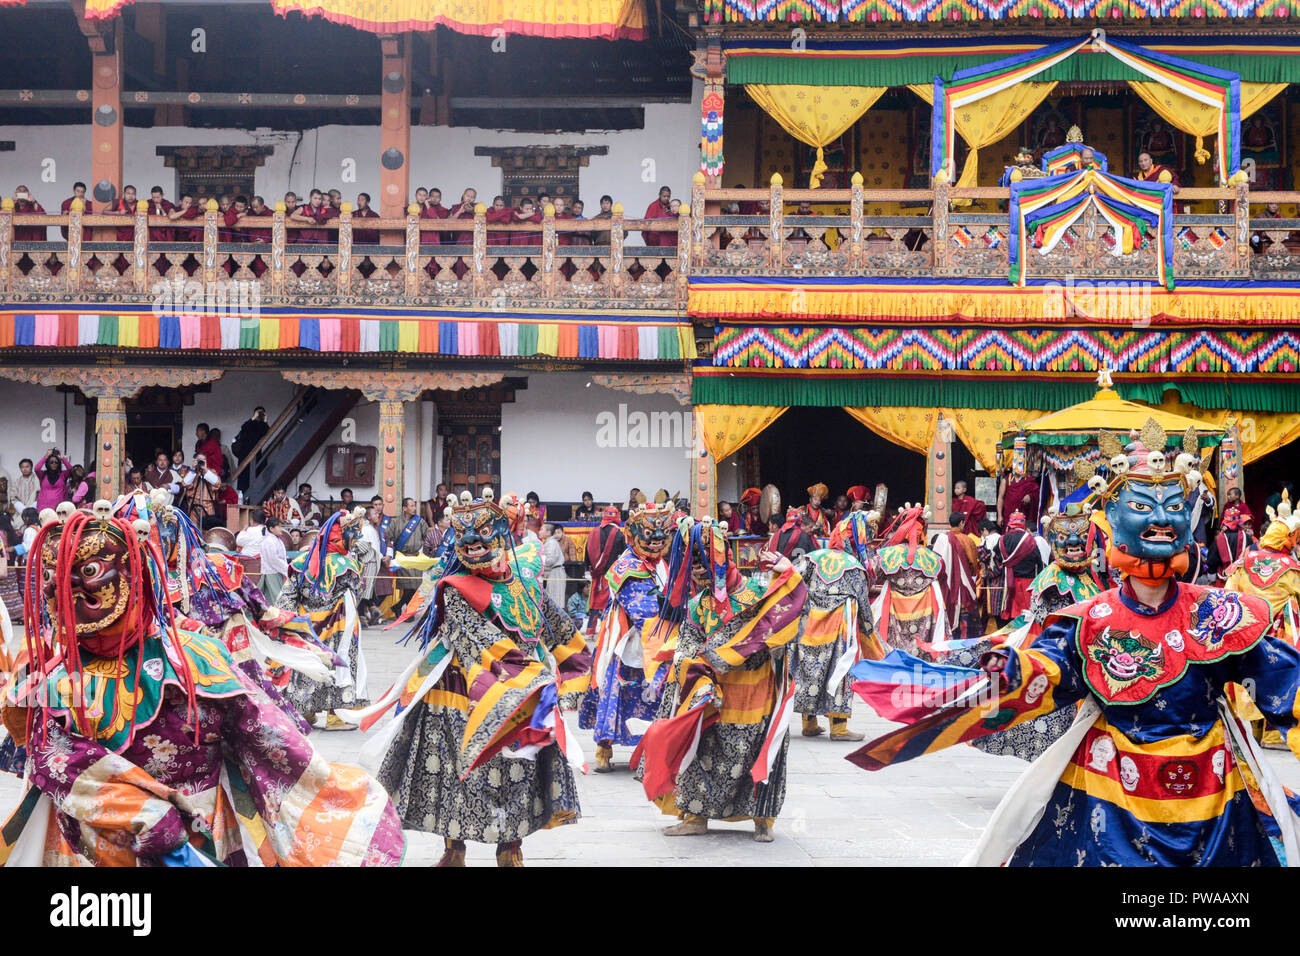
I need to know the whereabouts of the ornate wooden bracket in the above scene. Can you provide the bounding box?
[0,365,224,399]
[281,369,505,403]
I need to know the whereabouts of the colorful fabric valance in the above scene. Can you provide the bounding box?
[0,308,695,361]
[723,35,1300,87]
[691,368,1300,414]
[1009,168,1174,289]
[706,0,1300,26]
[696,404,789,460]
[688,276,1300,328]
[707,324,1300,377]
[83,0,647,38]
[1042,143,1108,173]
[932,35,1242,185]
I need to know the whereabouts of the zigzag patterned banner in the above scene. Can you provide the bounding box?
[709,324,1300,374]
[705,0,1300,21]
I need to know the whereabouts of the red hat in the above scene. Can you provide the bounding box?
[740,487,761,507]
[846,485,869,502]
[1006,511,1026,531]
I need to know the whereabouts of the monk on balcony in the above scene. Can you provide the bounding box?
[352,191,380,244]
[147,186,175,242]
[168,193,203,243]
[11,185,46,241]
[59,181,91,239]
[1135,150,1183,213]
[420,186,450,246]
[511,197,543,246]
[640,185,674,246]
[243,195,274,243]
[485,195,512,244]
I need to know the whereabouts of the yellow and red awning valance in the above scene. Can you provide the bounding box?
[83,0,647,39]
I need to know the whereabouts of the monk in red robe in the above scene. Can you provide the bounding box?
[640,186,675,246]
[221,195,248,243]
[450,188,477,244]
[419,187,449,246]
[1135,150,1183,213]
[59,181,92,239]
[107,184,138,242]
[485,195,512,244]
[168,194,202,242]
[510,198,543,246]
[950,480,986,535]
[290,188,331,244]
[243,195,274,243]
[351,191,380,244]
[1000,471,1039,529]
[11,185,46,241]
[146,186,174,242]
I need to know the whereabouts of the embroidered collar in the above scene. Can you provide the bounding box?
[1117,580,1179,617]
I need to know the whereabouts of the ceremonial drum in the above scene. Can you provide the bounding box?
[204,527,237,551]
[297,529,319,554]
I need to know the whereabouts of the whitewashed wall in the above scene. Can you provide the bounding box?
[500,372,693,505]
[0,380,89,487]
[0,99,699,214]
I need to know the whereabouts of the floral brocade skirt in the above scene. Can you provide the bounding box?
[376,698,581,844]
[577,659,659,746]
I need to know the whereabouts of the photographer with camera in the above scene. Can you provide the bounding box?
[179,451,222,529]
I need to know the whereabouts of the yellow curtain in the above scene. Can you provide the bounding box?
[842,406,940,455]
[745,84,886,187]
[1128,82,1286,168]
[695,404,788,461]
[1155,398,1300,465]
[941,407,1049,473]
[908,81,1057,189]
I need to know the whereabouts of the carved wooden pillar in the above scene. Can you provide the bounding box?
[690,172,705,270]
[1234,183,1251,272]
[692,414,716,521]
[0,198,11,295]
[849,171,864,269]
[378,399,407,517]
[928,414,953,526]
[609,203,625,294]
[270,202,286,297]
[471,202,487,297]
[337,203,353,296]
[132,199,149,293]
[541,203,557,297]
[700,34,725,188]
[202,199,219,286]
[379,34,412,222]
[80,13,124,218]
[676,203,691,308]
[65,198,85,293]
[932,179,950,271]
[93,395,127,499]
[767,173,784,270]
[1220,421,1243,506]
[404,202,420,297]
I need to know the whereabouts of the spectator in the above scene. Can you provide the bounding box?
[10,458,38,513]
[486,195,512,244]
[575,491,597,521]
[525,491,546,533]
[168,193,202,242]
[179,452,221,529]
[36,450,72,511]
[263,484,291,523]
[147,186,174,242]
[231,406,269,494]
[60,181,92,239]
[387,497,428,612]
[422,482,450,527]
[194,422,224,478]
[212,427,234,481]
[353,192,380,244]
[641,186,675,246]
[258,516,288,604]
[215,477,239,525]
[294,483,321,528]
[542,523,567,605]
[421,510,450,556]
[16,508,39,565]
[566,580,590,626]
[124,467,144,496]
[12,185,47,242]
[419,186,449,245]
[449,188,477,243]
[236,508,268,555]
[67,464,94,505]
[144,450,179,496]
[338,488,355,514]
[511,197,542,245]
[718,500,742,534]
[244,195,273,243]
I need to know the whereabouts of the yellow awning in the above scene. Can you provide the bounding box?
[1001,389,1225,448]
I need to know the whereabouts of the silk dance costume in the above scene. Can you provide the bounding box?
[870,504,948,661]
[0,507,404,866]
[790,510,884,742]
[347,488,591,867]
[849,419,1300,866]
[633,518,808,843]
[276,508,371,730]
[579,502,674,772]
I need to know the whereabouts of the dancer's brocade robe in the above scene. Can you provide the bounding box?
[855,583,1300,866]
[790,550,883,719]
[1,629,404,867]
[375,540,592,843]
[637,566,807,821]
[578,549,670,745]
[277,549,367,716]
[967,563,1104,761]
[872,543,946,660]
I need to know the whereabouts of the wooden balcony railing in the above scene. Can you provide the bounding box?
[2,176,1299,313]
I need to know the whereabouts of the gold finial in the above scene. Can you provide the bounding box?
[205,199,218,212]
[474,202,486,215]
[769,172,783,186]
[693,171,706,185]
[341,201,353,213]
[1066,124,1084,144]
[851,171,863,186]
